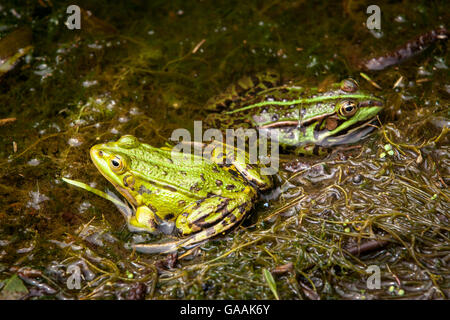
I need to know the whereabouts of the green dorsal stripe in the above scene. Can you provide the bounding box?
[224,94,382,114]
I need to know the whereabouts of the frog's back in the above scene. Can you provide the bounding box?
[129,144,249,197]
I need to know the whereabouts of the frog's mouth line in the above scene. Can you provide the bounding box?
[320,118,380,147]
[114,185,138,207]
[94,169,139,209]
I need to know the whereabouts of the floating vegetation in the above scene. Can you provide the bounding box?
[0,0,448,300]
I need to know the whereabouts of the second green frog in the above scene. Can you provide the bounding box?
[205,72,384,155]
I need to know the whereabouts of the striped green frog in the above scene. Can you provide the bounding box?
[205,72,384,155]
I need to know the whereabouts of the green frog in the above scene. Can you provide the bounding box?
[204,71,384,155]
[90,135,272,253]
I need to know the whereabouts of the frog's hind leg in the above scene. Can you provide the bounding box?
[208,141,273,191]
[175,195,251,236]
[132,209,248,254]
[205,70,280,112]
[177,201,251,250]
[133,196,252,254]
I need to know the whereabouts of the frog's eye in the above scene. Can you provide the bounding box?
[340,78,358,93]
[338,100,358,117]
[110,156,125,173]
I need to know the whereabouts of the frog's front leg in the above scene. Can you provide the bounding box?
[127,205,159,234]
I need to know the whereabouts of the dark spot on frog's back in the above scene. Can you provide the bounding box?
[226,184,236,190]
[138,185,152,195]
[217,199,229,212]
[192,199,204,210]
[215,180,223,186]
[190,182,202,193]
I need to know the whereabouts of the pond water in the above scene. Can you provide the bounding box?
[0,0,448,299]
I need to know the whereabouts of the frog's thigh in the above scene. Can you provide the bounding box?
[209,141,271,190]
[127,205,158,233]
[176,202,252,249]
[176,195,249,236]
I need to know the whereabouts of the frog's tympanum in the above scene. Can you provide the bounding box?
[205,72,384,155]
[90,135,272,253]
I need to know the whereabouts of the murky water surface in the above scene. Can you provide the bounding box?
[0,1,448,299]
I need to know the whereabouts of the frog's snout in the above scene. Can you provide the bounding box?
[90,145,108,168]
[90,145,101,160]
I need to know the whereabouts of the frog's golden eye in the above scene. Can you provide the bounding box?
[109,155,125,173]
[338,100,358,117]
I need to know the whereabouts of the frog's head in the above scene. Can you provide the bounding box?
[316,78,384,146]
[90,135,142,206]
[257,78,384,148]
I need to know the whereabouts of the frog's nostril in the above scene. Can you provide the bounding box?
[90,146,104,160]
